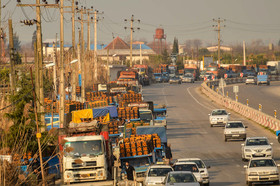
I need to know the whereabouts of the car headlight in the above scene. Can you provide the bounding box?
[266,148,272,152]
[245,149,251,152]
[66,172,73,178]
[211,118,217,121]
[249,172,258,176]
[270,171,278,175]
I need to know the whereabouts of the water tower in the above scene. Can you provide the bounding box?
[153,28,166,54]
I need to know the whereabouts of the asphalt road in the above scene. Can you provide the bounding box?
[143,82,280,186]
[224,81,280,118]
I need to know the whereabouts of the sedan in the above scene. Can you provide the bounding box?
[169,76,182,84]
[242,137,273,161]
[244,157,280,186]
[182,73,195,83]
[224,121,247,142]
[164,171,200,186]
[209,109,230,127]
[245,76,257,85]
[145,164,173,186]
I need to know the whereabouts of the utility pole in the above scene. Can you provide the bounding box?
[213,18,225,65]
[93,10,103,82]
[87,8,94,51]
[8,19,15,95]
[59,0,65,128]
[243,41,246,66]
[124,15,140,67]
[71,0,76,57]
[52,41,57,95]
[0,0,2,63]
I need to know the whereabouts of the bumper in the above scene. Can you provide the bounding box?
[182,79,193,83]
[225,134,246,139]
[202,176,209,184]
[244,152,273,160]
[64,169,106,183]
[210,120,227,125]
[246,81,256,84]
[247,175,279,182]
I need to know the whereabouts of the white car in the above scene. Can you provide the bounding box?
[244,157,280,186]
[164,171,200,186]
[173,162,203,184]
[245,76,257,85]
[175,158,210,186]
[145,164,173,186]
[182,73,195,83]
[224,121,247,142]
[209,109,230,127]
[242,137,273,161]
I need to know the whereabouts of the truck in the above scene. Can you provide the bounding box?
[119,133,164,182]
[168,65,177,78]
[153,104,167,128]
[128,102,154,126]
[117,70,139,85]
[205,64,226,79]
[257,72,270,85]
[60,121,113,184]
[133,64,153,85]
[184,64,199,80]
[267,61,280,75]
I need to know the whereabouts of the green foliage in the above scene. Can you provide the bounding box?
[14,52,22,65]
[172,37,179,54]
[32,31,36,50]
[13,32,21,52]
[0,68,9,84]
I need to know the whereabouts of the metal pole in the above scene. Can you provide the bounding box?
[87,11,90,52]
[130,15,133,67]
[71,0,76,57]
[243,41,246,66]
[94,10,98,82]
[217,19,221,65]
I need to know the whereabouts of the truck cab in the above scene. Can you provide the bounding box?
[63,135,109,184]
[139,109,154,126]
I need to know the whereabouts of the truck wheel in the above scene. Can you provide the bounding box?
[210,124,213,127]
[247,181,252,186]
[273,180,279,185]
[224,137,227,142]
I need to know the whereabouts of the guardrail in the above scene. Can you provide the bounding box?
[201,79,280,132]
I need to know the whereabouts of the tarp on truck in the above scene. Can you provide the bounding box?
[136,126,167,143]
[93,106,118,118]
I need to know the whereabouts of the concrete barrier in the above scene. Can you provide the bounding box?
[201,81,280,132]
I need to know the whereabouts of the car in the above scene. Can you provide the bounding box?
[244,157,280,186]
[145,164,173,186]
[208,109,230,127]
[169,76,182,84]
[245,76,257,85]
[175,158,210,186]
[164,171,200,186]
[173,162,203,184]
[242,137,273,161]
[182,73,195,83]
[224,121,247,142]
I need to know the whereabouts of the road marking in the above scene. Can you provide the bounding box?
[186,87,212,111]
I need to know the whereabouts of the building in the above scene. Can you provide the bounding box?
[97,37,156,63]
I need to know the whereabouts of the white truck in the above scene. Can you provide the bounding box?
[267,61,280,75]
[63,135,110,184]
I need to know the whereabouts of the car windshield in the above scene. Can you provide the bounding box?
[173,164,199,172]
[167,173,196,183]
[178,160,205,168]
[127,157,150,167]
[64,140,103,157]
[249,159,276,167]
[247,76,255,79]
[148,168,173,177]
[246,138,269,146]
[226,122,244,128]
[212,110,227,115]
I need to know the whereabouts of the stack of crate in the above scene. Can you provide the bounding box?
[117,107,139,120]
[126,121,150,135]
[120,134,161,157]
[103,120,123,134]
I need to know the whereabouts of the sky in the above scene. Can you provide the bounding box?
[3,0,280,47]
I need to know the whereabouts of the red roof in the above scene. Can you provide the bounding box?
[104,36,129,50]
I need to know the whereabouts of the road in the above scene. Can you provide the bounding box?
[224,81,280,118]
[143,82,280,186]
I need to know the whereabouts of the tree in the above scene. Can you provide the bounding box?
[13,32,21,52]
[172,37,179,54]
[162,48,169,63]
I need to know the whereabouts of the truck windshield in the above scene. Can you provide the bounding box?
[139,111,153,121]
[148,168,172,177]
[64,140,103,157]
[127,157,150,167]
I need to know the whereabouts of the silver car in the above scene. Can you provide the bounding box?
[173,162,203,184]
[244,157,280,186]
[164,171,200,186]
[224,121,247,142]
[182,73,195,83]
[209,109,230,127]
[145,164,173,186]
[242,137,273,161]
[175,158,210,186]
[245,76,257,85]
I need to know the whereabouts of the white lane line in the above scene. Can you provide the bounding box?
[186,87,212,111]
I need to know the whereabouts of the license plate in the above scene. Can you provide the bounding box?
[232,135,239,137]
[80,174,90,178]
[255,153,263,156]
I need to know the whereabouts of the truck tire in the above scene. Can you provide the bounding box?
[247,181,252,186]
[273,180,279,185]
[224,137,227,142]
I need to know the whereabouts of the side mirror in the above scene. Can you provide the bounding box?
[228,113,231,115]
[244,165,248,169]
[277,164,280,167]
[270,143,273,146]
[245,126,248,128]
[207,166,211,169]
[241,144,244,146]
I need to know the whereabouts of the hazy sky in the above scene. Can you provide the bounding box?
[3,0,280,46]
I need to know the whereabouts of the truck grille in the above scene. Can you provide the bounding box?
[72,161,97,168]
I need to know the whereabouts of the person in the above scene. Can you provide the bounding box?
[165,143,172,164]
[125,162,135,181]
[192,166,198,172]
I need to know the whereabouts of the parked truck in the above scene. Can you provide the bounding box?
[117,70,139,85]
[267,61,280,75]
[133,64,153,85]
[184,64,199,80]
[60,121,113,184]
